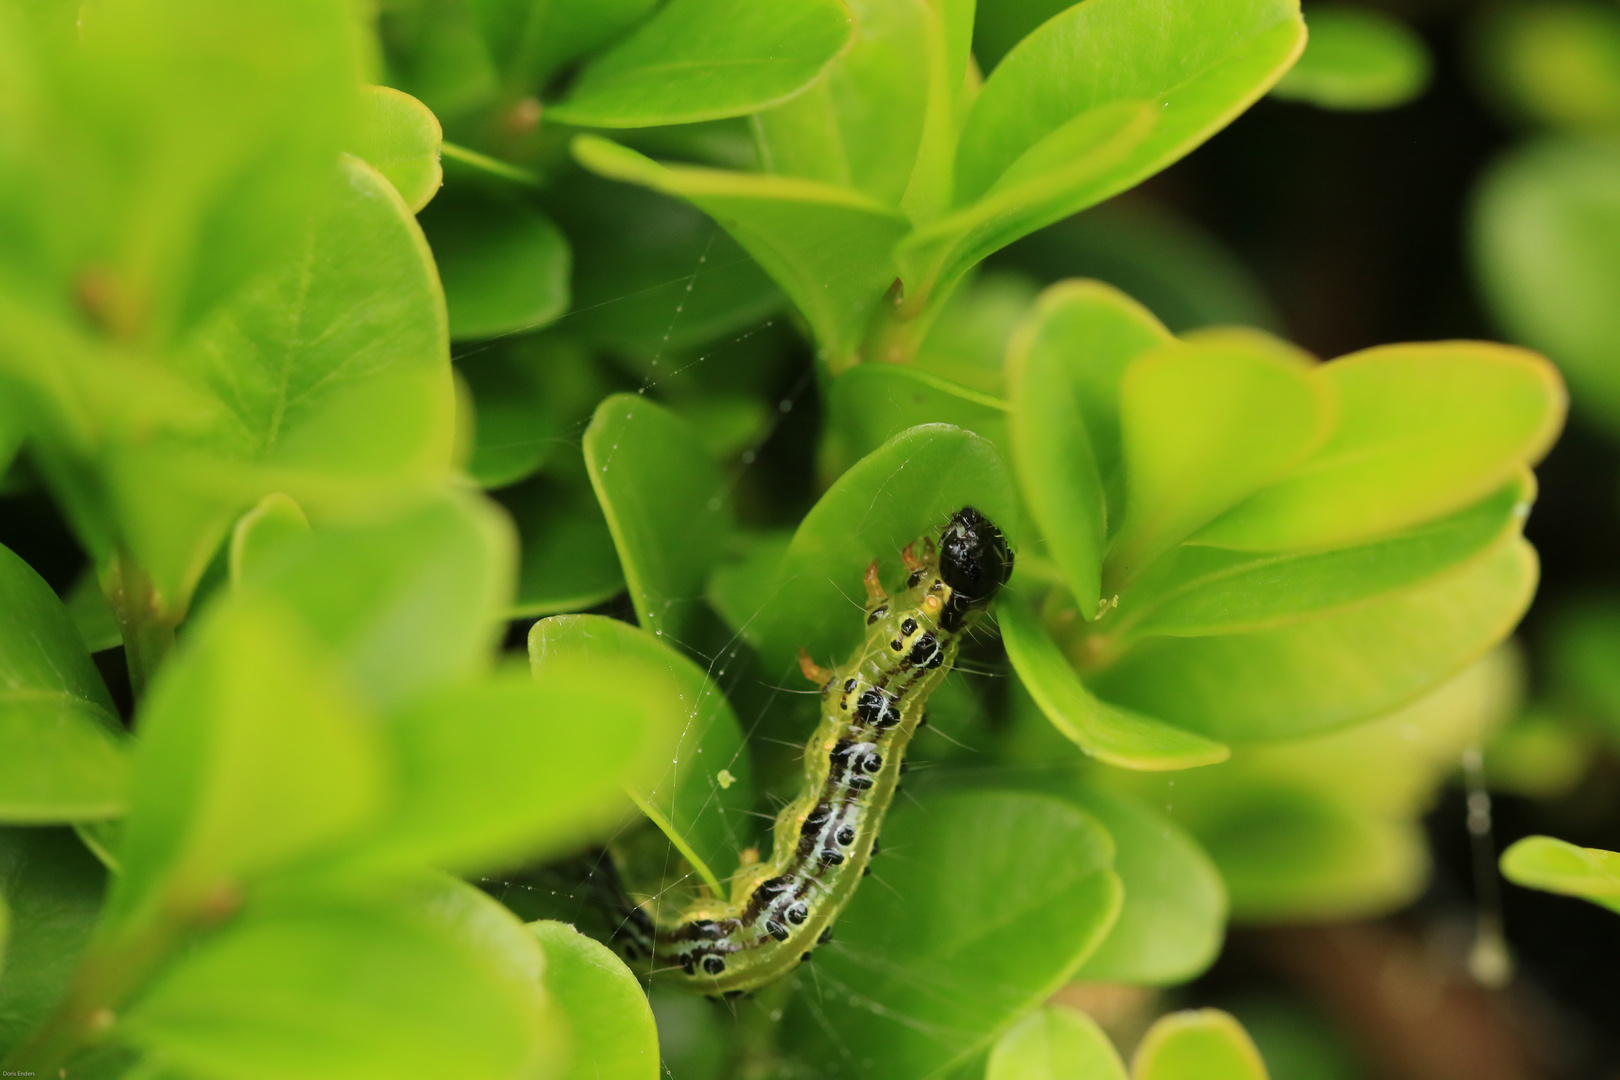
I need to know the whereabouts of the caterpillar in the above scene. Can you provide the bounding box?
[603,507,1014,995]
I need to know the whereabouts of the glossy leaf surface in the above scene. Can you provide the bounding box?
[0,545,126,822]
[1272,4,1431,110]
[531,920,659,1080]
[1001,593,1229,770]
[739,424,1019,677]
[547,0,853,128]
[781,791,1122,1079]
[528,615,754,887]
[583,393,729,642]
[1501,836,1620,914]
[352,86,443,212]
[1195,343,1564,552]
[1132,1010,1267,1080]
[420,190,569,341]
[988,1006,1127,1080]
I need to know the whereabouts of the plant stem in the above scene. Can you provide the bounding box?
[107,553,179,701]
[2,901,191,1074]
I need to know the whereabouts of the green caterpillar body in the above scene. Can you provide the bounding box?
[608,508,1013,995]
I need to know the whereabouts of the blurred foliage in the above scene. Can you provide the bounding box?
[0,0,1582,1077]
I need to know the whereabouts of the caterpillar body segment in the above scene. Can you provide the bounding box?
[606,508,1013,994]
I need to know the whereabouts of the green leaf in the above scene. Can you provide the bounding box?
[551,173,782,361]
[1271,3,1431,111]
[1068,788,1226,985]
[1008,281,1173,615]
[750,0,936,209]
[0,544,127,823]
[527,614,754,888]
[122,877,553,1080]
[826,363,1009,469]
[0,828,107,1055]
[583,393,729,642]
[955,0,1305,205]
[530,920,659,1080]
[228,493,312,592]
[1131,1010,1267,1080]
[739,423,1019,677]
[498,470,626,618]
[546,0,853,128]
[420,189,570,341]
[112,596,389,919]
[1091,536,1539,741]
[64,571,122,655]
[364,663,662,873]
[1001,593,1229,770]
[1500,836,1620,915]
[895,101,1158,309]
[1112,472,1534,643]
[1109,330,1332,585]
[1195,342,1565,552]
[780,791,1123,1079]
[1474,137,1620,436]
[572,135,910,368]
[243,491,515,712]
[106,153,455,608]
[988,1006,1128,1080]
[913,270,1041,394]
[1471,3,1620,131]
[0,0,363,346]
[458,348,559,489]
[470,0,660,95]
[352,86,443,212]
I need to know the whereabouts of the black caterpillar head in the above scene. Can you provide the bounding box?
[937,507,1013,628]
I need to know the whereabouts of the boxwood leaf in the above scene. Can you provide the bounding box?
[0,544,127,823]
[895,101,1158,308]
[111,597,389,921]
[1473,137,1620,435]
[243,491,515,712]
[360,662,663,873]
[228,493,311,592]
[989,1006,1127,1080]
[1472,4,1620,131]
[1194,342,1565,552]
[1113,471,1534,643]
[1500,836,1620,914]
[739,424,1019,678]
[955,0,1305,207]
[551,173,782,361]
[121,878,552,1080]
[1067,787,1226,985]
[530,920,659,1080]
[546,0,853,128]
[458,348,560,489]
[584,393,729,643]
[751,0,934,208]
[498,471,626,619]
[352,86,442,212]
[827,363,1009,469]
[111,153,456,609]
[0,828,107,1055]
[780,791,1123,1080]
[572,136,909,368]
[1091,536,1539,741]
[1008,281,1173,616]
[1271,4,1430,111]
[1001,593,1228,770]
[1131,1010,1266,1080]
[1108,330,1333,585]
[470,0,660,96]
[420,189,570,341]
[528,614,754,889]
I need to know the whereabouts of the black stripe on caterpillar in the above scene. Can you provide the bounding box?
[605,507,1013,994]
